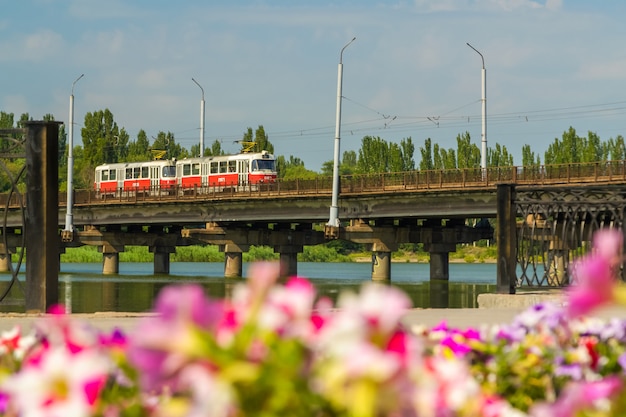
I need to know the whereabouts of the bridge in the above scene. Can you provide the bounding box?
[3,122,626,311]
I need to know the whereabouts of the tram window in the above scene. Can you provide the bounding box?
[210,162,218,174]
[192,163,200,175]
[183,164,191,176]
[142,167,149,178]
[126,168,133,179]
[254,159,275,171]
[101,170,108,181]
[110,170,116,180]
[162,166,176,177]
[219,162,227,173]
[228,161,236,172]
[133,167,140,179]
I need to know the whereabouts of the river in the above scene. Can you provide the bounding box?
[0,262,498,313]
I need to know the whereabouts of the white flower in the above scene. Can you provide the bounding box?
[3,347,111,417]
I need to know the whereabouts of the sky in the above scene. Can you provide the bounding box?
[3,0,626,171]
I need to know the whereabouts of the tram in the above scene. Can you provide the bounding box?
[176,150,277,191]
[93,150,276,196]
[94,159,177,196]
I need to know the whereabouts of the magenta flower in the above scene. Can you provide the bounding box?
[566,229,624,317]
[127,284,224,392]
[530,376,623,417]
[567,255,615,317]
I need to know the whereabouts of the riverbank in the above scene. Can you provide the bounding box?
[58,244,497,264]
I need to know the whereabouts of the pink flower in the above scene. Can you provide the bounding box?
[566,229,624,317]
[593,228,623,267]
[530,376,623,417]
[2,347,111,417]
[567,255,615,317]
[127,284,224,392]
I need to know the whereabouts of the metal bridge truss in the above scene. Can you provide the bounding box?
[515,186,626,287]
[0,128,27,306]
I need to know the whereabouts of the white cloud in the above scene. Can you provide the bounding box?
[412,0,563,12]
[19,30,64,61]
[137,69,168,89]
[577,58,626,81]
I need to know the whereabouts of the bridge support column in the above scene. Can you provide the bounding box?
[150,246,175,274]
[0,244,12,272]
[425,243,455,280]
[101,245,123,275]
[496,184,517,294]
[24,121,61,312]
[102,253,119,275]
[223,244,247,278]
[547,239,568,286]
[275,245,302,278]
[371,251,391,281]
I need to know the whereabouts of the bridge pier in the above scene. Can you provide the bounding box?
[425,243,456,280]
[0,244,12,272]
[371,251,391,281]
[223,244,247,278]
[101,243,123,274]
[102,252,120,275]
[276,245,302,278]
[547,238,568,286]
[150,245,175,274]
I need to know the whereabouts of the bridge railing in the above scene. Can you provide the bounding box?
[54,159,626,206]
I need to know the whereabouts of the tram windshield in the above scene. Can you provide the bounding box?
[162,166,176,177]
[251,159,275,172]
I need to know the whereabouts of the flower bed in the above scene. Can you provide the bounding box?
[1,230,626,416]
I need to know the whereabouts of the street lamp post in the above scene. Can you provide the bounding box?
[192,78,205,157]
[466,43,487,173]
[326,37,356,233]
[63,73,84,238]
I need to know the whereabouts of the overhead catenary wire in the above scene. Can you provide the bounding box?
[168,99,626,149]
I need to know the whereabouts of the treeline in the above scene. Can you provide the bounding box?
[2,108,626,192]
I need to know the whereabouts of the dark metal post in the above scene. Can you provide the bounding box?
[25,121,61,312]
[496,183,517,294]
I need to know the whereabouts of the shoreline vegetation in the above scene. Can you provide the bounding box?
[58,243,497,264]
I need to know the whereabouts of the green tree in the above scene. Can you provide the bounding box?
[321,150,358,176]
[0,111,14,128]
[276,155,305,178]
[400,138,415,171]
[127,129,152,162]
[419,138,434,170]
[81,109,129,166]
[151,131,186,160]
[281,164,318,180]
[443,148,458,169]
[357,136,388,173]
[545,127,581,165]
[240,125,274,154]
[72,145,92,189]
[456,132,480,169]
[582,131,606,163]
[607,135,626,161]
[210,139,225,156]
[433,143,443,170]
[488,143,514,167]
[521,144,540,166]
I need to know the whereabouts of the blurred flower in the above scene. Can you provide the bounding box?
[3,346,111,417]
[566,229,625,317]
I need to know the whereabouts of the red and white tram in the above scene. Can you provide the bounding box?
[94,159,177,195]
[176,150,277,191]
[93,150,276,196]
